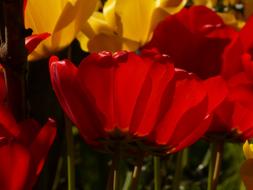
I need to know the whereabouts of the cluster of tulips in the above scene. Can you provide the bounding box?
[1,0,253,189]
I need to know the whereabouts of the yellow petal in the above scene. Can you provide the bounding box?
[114,0,156,44]
[52,0,98,50]
[26,0,97,61]
[218,12,240,29]
[243,141,253,159]
[192,0,217,7]
[82,33,139,53]
[103,0,119,31]
[240,159,253,190]
[157,0,188,14]
[84,12,114,37]
[76,31,90,52]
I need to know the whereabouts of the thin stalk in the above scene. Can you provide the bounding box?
[154,156,161,190]
[122,171,132,190]
[52,156,64,190]
[65,116,75,190]
[2,0,27,121]
[207,142,223,190]
[130,156,143,190]
[106,150,121,190]
[172,150,184,190]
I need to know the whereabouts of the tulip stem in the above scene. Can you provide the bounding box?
[130,155,143,190]
[52,156,64,190]
[65,116,75,190]
[107,149,121,190]
[154,156,161,190]
[207,142,223,190]
[172,150,185,190]
[1,0,27,121]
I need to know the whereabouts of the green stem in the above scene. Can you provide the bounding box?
[122,171,132,190]
[52,156,63,190]
[130,156,143,190]
[154,156,161,190]
[65,116,75,190]
[107,150,121,190]
[207,142,223,190]
[172,150,184,190]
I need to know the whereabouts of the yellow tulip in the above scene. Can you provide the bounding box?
[25,0,98,61]
[77,0,187,52]
[240,141,253,190]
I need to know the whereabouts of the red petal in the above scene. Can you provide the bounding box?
[145,6,236,79]
[114,53,152,132]
[78,52,117,132]
[27,119,56,188]
[23,0,27,12]
[25,33,50,54]
[0,106,20,138]
[167,92,208,148]
[203,76,228,113]
[131,54,175,136]
[153,72,208,145]
[239,15,253,51]
[0,142,31,190]
[228,72,253,110]
[18,119,40,146]
[231,103,253,140]
[49,57,103,144]
[172,115,212,153]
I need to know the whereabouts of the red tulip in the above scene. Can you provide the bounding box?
[145,6,237,79]
[0,106,56,190]
[144,6,253,141]
[0,55,56,190]
[50,50,214,154]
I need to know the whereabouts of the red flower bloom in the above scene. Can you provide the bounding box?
[144,6,253,141]
[0,108,56,190]
[145,6,236,79]
[50,50,215,154]
[0,76,56,190]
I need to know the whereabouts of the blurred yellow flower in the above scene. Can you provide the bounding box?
[240,141,253,190]
[25,0,98,61]
[77,0,187,52]
[192,0,253,30]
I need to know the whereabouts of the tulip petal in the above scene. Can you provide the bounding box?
[25,33,50,54]
[0,106,20,138]
[167,91,208,147]
[172,114,212,153]
[203,76,228,112]
[49,57,103,144]
[146,6,236,79]
[27,119,56,188]
[243,141,253,159]
[228,72,253,110]
[131,54,175,136]
[153,73,207,145]
[157,0,188,14]
[0,142,31,190]
[114,0,155,44]
[114,53,152,131]
[52,0,98,48]
[78,52,117,132]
